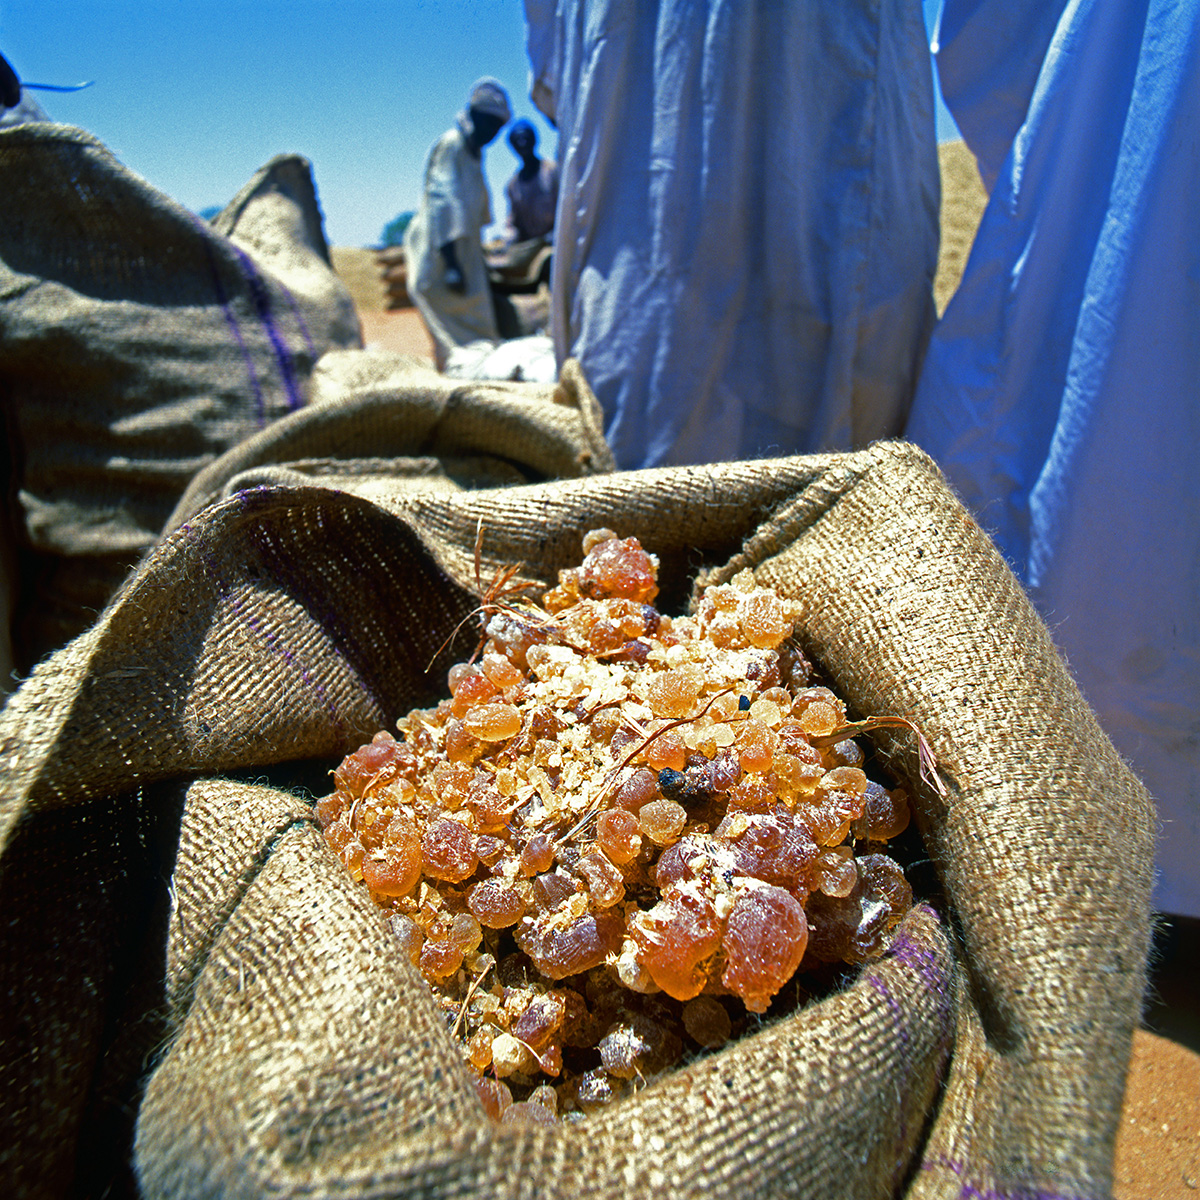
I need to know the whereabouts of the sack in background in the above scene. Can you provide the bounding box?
[0,441,1154,1198]
[0,124,360,672]
[165,354,613,530]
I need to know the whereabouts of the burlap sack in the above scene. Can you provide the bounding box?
[0,124,360,673]
[0,442,1154,1199]
[165,354,614,528]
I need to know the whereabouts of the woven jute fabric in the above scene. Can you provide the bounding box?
[0,442,1154,1199]
[164,354,614,529]
[0,124,360,672]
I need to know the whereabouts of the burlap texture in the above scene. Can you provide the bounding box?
[0,442,1154,1199]
[165,354,614,528]
[0,124,360,671]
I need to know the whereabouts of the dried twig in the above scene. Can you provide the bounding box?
[427,521,541,671]
[556,686,737,845]
[810,716,946,797]
[452,954,495,1041]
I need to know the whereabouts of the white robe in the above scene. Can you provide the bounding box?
[908,0,1200,916]
[523,0,940,471]
[404,125,498,370]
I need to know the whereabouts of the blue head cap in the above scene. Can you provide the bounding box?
[508,118,537,148]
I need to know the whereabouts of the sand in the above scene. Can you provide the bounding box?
[330,245,436,360]
[356,307,437,359]
[1117,1030,1200,1198]
[329,156,1198,1194]
[934,140,989,315]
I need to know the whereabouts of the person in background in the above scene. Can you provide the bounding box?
[0,49,51,129]
[521,0,939,471]
[404,78,511,370]
[1,49,19,109]
[504,118,558,244]
[906,0,1200,923]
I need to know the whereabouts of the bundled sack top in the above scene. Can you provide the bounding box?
[0,440,1154,1199]
[0,123,361,673]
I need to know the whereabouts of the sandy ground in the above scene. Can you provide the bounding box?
[934,140,989,315]
[1118,1030,1200,1198]
[330,245,436,360]
[356,307,436,359]
[331,154,1198,1196]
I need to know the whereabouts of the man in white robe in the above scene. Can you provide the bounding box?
[405,79,511,370]
[522,0,940,471]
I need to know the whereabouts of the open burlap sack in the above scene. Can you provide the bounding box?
[0,442,1153,1199]
[0,124,360,674]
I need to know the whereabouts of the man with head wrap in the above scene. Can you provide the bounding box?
[404,78,512,369]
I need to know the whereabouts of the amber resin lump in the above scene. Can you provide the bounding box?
[317,529,913,1121]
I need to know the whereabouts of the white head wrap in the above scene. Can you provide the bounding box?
[465,77,511,122]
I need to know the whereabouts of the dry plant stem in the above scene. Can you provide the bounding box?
[452,956,495,1041]
[811,717,946,798]
[514,1034,555,1073]
[350,764,393,818]
[427,522,539,670]
[555,686,738,846]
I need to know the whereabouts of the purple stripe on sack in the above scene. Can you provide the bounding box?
[227,587,346,736]
[868,909,956,1059]
[201,236,269,424]
[175,491,352,738]
[887,919,954,1005]
[867,968,917,1193]
[869,973,910,1060]
[228,243,306,412]
[236,490,387,725]
[867,968,916,1193]
[864,912,961,1198]
[888,923,957,1086]
[922,1154,1096,1200]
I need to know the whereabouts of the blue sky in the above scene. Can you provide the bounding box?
[3,0,957,248]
